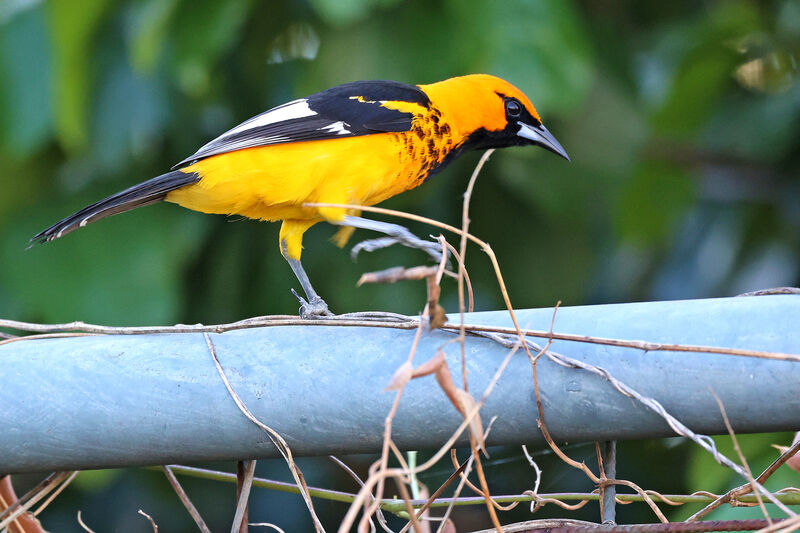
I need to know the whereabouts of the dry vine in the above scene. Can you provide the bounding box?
[1,151,799,532]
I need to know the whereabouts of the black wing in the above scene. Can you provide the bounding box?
[174,80,430,168]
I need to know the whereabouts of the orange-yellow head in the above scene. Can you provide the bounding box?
[419,74,569,160]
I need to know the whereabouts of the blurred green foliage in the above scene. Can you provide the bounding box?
[1,0,799,530]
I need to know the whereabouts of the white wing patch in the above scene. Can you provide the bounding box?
[223,98,315,138]
[319,121,351,135]
[190,98,314,155]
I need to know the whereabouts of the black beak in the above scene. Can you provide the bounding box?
[517,122,570,161]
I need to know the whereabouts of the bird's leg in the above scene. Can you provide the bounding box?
[282,241,332,318]
[335,215,444,262]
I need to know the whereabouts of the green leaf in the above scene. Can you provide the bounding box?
[48,0,115,152]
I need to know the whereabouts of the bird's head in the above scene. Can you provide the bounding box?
[420,74,569,161]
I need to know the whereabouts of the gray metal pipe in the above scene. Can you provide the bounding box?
[1,295,799,474]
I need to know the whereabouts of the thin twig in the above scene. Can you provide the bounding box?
[232,460,256,533]
[527,309,668,524]
[458,148,495,392]
[689,440,800,521]
[147,465,800,510]
[0,314,415,336]
[531,345,597,485]
[448,430,518,513]
[393,473,422,533]
[0,332,93,347]
[711,390,771,523]
[437,451,478,532]
[430,420,504,533]
[356,306,430,533]
[249,524,287,533]
[603,480,668,523]
[407,451,420,500]
[398,455,470,533]
[469,415,502,530]
[3,314,798,363]
[452,323,800,363]
[328,456,386,533]
[358,266,440,285]
[441,241,474,312]
[0,472,72,530]
[236,461,247,533]
[33,470,78,516]
[338,332,523,532]
[521,445,543,498]
[450,149,504,533]
[462,281,795,524]
[204,334,325,532]
[138,509,159,532]
[76,510,97,533]
[353,243,452,533]
[529,307,600,484]
[389,441,413,485]
[507,326,798,518]
[596,442,608,522]
[450,463,518,512]
[149,464,360,503]
[526,492,592,513]
[757,513,800,533]
[162,466,212,533]
[394,489,800,511]
[545,346,794,516]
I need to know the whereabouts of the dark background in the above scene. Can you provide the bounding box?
[1,0,798,530]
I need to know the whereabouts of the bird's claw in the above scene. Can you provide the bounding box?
[351,234,445,264]
[291,289,333,318]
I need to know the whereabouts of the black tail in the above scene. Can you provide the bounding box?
[30,170,200,245]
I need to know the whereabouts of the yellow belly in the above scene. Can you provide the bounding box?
[166,133,422,223]
[165,130,453,259]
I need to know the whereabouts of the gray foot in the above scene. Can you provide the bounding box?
[291,289,333,318]
[351,232,444,263]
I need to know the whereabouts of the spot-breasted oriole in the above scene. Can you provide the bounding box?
[32,74,569,316]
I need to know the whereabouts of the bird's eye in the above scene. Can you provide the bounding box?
[505,99,522,117]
